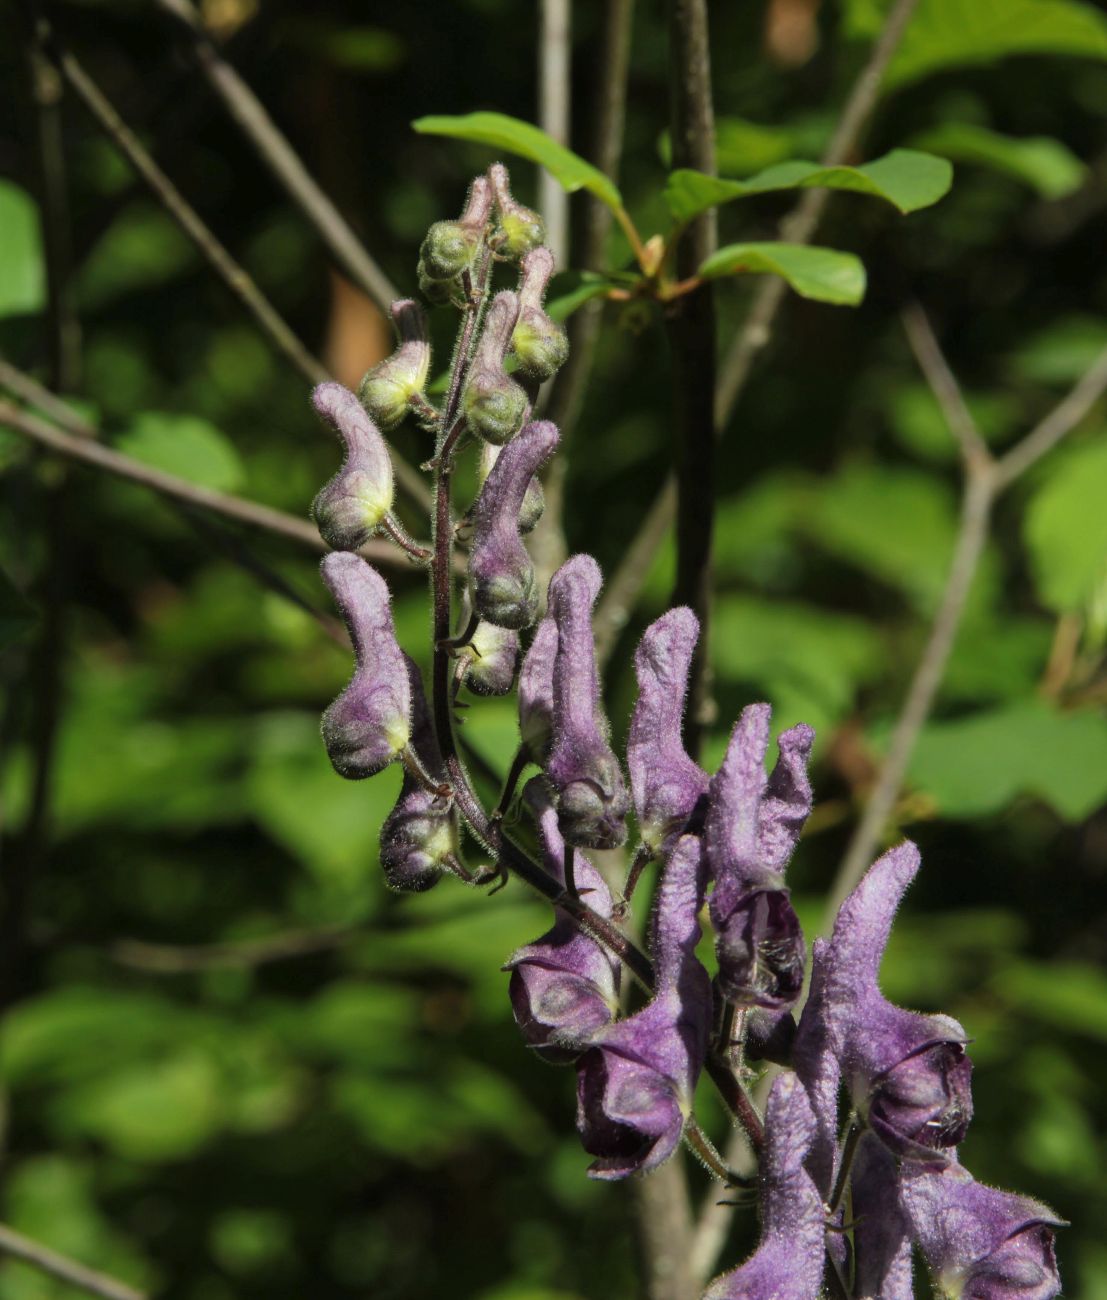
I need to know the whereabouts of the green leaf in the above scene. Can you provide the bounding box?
[665,149,952,224]
[1007,315,1107,386]
[0,566,37,650]
[0,181,45,319]
[885,0,1107,89]
[544,271,634,322]
[996,961,1107,1042]
[77,202,196,309]
[911,123,1086,199]
[659,117,797,175]
[412,112,622,211]
[116,411,246,493]
[906,702,1107,819]
[698,243,866,306]
[1024,437,1107,612]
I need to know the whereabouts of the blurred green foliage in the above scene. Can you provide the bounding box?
[2,0,1107,1297]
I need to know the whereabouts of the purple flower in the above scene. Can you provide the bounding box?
[575,834,711,1179]
[320,554,410,778]
[478,440,545,534]
[468,420,559,628]
[901,1162,1064,1299]
[380,658,457,892]
[518,613,557,763]
[310,382,394,552]
[511,246,568,381]
[461,290,529,445]
[802,842,973,1167]
[704,705,814,1010]
[357,299,431,432]
[851,1134,914,1300]
[546,555,629,850]
[459,621,520,697]
[504,780,620,1063]
[626,607,709,852]
[703,1074,826,1300]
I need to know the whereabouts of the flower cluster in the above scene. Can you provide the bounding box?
[308,169,1064,1299]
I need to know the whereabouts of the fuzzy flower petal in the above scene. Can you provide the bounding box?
[902,1162,1064,1299]
[851,1134,914,1300]
[627,607,709,852]
[575,835,711,1179]
[546,555,629,849]
[320,554,410,778]
[703,1074,826,1300]
[358,299,431,432]
[504,780,620,1063]
[519,614,557,763]
[310,382,394,551]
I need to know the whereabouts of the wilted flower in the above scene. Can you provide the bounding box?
[461,290,529,445]
[468,420,559,628]
[546,555,629,849]
[704,704,814,1010]
[901,1162,1064,1299]
[310,382,395,552]
[575,834,711,1179]
[358,299,432,432]
[511,245,568,381]
[504,780,620,1063]
[320,553,410,779]
[489,162,546,260]
[703,1074,826,1300]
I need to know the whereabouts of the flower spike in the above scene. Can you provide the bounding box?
[546,555,629,849]
[310,382,395,552]
[320,554,410,779]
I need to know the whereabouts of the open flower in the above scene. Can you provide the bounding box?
[545,555,629,849]
[703,1074,826,1300]
[310,382,394,552]
[320,554,410,779]
[703,704,814,1010]
[575,834,711,1179]
[901,1162,1064,1299]
[504,780,620,1063]
[626,607,709,853]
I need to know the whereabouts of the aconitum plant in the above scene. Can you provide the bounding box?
[308,169,1064,1299]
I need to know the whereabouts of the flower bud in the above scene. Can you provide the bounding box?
[511,246,568,381]
[417,263,453,306]
[489,163,546,260]
[310,383,395,552]
[546,555,629,849]
[461,291,529,444]
[357,299,431,432]
[478,441,545,534]
[468,420,559,628]
[460,620,521,696]
[380,657,457,892]
[319,553,410,778]
[419,175,493,281]
[518,614,557,763]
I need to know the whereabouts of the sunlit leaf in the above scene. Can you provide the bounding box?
[665,149,952,224]
[698,242,866,305]
[412,112,622,211]
[76,202,196,309]
[1024,437,1107,612]
[544,271,635,322]
[1007,315,1107,386]
[0,181,45,319]
[911,123,1086,199]
[117,411,246,493]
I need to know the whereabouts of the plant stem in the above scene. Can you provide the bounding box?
[0,1222,146,1300]
[538,0,571,267]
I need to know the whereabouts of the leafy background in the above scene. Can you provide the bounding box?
[2,0,1107,1296]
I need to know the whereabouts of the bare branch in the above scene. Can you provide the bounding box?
[538,0,571,266]
[0,1223,146,1300]
[110,925,357,972]
[901,304,990,467]
[151,0,399,314]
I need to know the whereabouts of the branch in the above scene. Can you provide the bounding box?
[0,1223,146,1300]
[150,0,399,315]
[110,925,356,972]
[901,303,990,467]
[591,0,921,660]
[538,0,571,267]
[823,311,1107,924]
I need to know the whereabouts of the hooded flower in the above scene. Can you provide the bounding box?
[357,299,431,432]
[518,613,557,764]
[468,420,559,628]
[511,245,569,381]
[703,1074,826,1300]
[545,555,629,849]
[575,834,711,1179]
[489,162,546,260]
[461,291,529,445]
[478,440,545,534]
[320,553,410,778]
[851,1134,915,1300]
[805,842,973,1167]
[504,780,620,1063]
[703,705,814,1011]
[379,658,457,892]
[310,382,395,552]
[901,1162,1064,1299]
[627,607,710,853]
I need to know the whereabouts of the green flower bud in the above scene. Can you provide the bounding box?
[511,246,568,381]
[418,175,493,281]
[489,163,545,260]
[461,290,528,445]
[357,299,431,432]
[417,261,453,306]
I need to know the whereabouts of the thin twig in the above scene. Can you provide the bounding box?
[110,926,356,972]
[901,304,990,467]
[538,0,571,267]
[824,313,1107,925]
[592,0,921,660]
[0,1222,146,1300]
[151,0,399,314]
